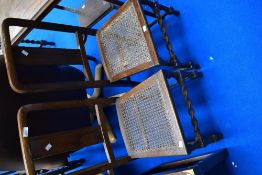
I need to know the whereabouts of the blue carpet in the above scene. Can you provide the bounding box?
[15,0,262,174]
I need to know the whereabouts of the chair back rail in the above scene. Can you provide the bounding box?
[17,98,117,175]
[13,46,83,65]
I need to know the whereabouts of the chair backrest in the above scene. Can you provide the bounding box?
[1,18,97,93]
[116,70,188,158]
[17,98,126,175]
[97,0,159,82]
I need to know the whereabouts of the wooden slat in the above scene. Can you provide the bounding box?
[29,126,103,159]
[76,31,94,81]
[6,79,138,93]
[95,105,116,175]
[13,46,83,65]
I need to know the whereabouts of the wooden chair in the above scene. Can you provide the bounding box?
[0,58,89,173]
[1,0,189,93]
[142,149,228,175]
[1,18,138,93]
[97,0,197,82]
[17,70,220,175]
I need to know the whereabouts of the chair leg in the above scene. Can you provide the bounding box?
[168,70,221,151]
[147,2,199,70]
[187,133,224,151]
[95,105,116,174]
[173,71,204,147]
[168,70,203,89]
[93,107,117,144]
[150,2,179,67]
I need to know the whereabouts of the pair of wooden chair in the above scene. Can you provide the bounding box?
[1,0,221,174]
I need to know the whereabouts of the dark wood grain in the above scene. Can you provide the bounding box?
[30,126,103,159]
[13,46,83,65]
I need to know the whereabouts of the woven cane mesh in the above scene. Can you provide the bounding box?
[98,2,154,79]
[117,72,186,157]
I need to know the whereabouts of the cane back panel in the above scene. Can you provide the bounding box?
[97,0,159,82]
[116,70,187,158]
